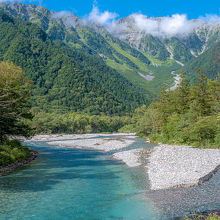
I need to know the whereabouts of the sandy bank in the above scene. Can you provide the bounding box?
[147,144,220,190]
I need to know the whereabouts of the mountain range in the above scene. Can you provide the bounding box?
[0,3,219,114]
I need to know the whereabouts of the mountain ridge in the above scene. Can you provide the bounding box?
[2,3,220,93]
[0,9,152,115]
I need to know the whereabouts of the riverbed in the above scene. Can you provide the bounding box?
[0,134,219,220]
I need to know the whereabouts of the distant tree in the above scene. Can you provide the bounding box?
[190,69,211,116]
[176,70,190,114]
[0,62,33,142]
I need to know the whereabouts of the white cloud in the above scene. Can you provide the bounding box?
[160,14,200,36]
[51,10,79,27]
[129,13,202,37]
[199,14,220,25]
[131,14,160,36]
[51,11,72,19]
[87,6,118,26]
[83,6,208,37]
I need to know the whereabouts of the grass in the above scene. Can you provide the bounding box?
[109,42,150,72]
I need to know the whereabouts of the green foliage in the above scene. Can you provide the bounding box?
[126,71,220,148]
[166,37,193,63]
[0,61,32,141]
[2,3,177,96]
[0,140,30,167]
[184,41,220,82]
[30,111,132,134]
[139,35,170,61]
[0,9,151,115]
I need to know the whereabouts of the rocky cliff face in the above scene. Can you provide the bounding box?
[113,16,220,64]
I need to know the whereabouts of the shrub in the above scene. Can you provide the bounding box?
[0,140,29,167]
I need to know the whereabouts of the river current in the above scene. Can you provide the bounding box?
[0,135,219,220]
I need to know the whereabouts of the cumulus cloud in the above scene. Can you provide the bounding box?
[87,5,118,26]
[199,14,220,25]
[131,14,159,35]
[51,10,79,27]
[110,12,220,38]
[83,6,206,37]
[124,13,202,37]
[83,6,220,37]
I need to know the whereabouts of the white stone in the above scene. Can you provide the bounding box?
[147,144,220,190]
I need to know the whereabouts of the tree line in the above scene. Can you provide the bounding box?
[125,70,219,148]
[0,62,32,166]
[0,61,219,167]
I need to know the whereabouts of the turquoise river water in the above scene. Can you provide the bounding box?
[0,135,219,220]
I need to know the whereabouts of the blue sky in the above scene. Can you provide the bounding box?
[27,0,220,19]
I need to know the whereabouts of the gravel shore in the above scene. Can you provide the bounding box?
[47,137,135,152]
[147,144,220,190]
[113,148,144,167]
[24,134,220,191]
[24,133,136,142]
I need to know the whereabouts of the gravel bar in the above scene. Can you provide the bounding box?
[113,148,144,167]
[147,144,220,190]
[46,137,135,152]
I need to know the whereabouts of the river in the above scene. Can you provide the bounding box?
[0,135,219,220]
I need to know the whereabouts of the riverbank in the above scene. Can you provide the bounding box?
[147,144,220,190]
[0,149,38,175]
[24,134,220,191]
[36,133,137,152]
[24,133,136,142]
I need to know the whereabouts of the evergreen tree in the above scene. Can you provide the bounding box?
[176,70,190,114]
[0,62,32,142]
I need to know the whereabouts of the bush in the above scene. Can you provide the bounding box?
[187,116,219,147]
[0,140,29,167]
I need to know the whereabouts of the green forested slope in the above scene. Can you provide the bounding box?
[184,41,220,82]
[0,10,151,115]
[2,3,179,94]
[3,3,220,95]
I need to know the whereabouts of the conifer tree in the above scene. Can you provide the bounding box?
[0,62,32,142]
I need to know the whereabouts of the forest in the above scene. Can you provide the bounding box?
[1,63,219,167]
[0,8,219,168]
[124,71,220,148]
[29,70,220,149]
[0,62,32,166]
[0,9,151,116]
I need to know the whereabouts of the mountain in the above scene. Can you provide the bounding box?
[115,16,220,63]
[2,3,220,94]
[114,16,220,81]
[0,9,151,115]
[2,3,181,94]
[184,40,220,82]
